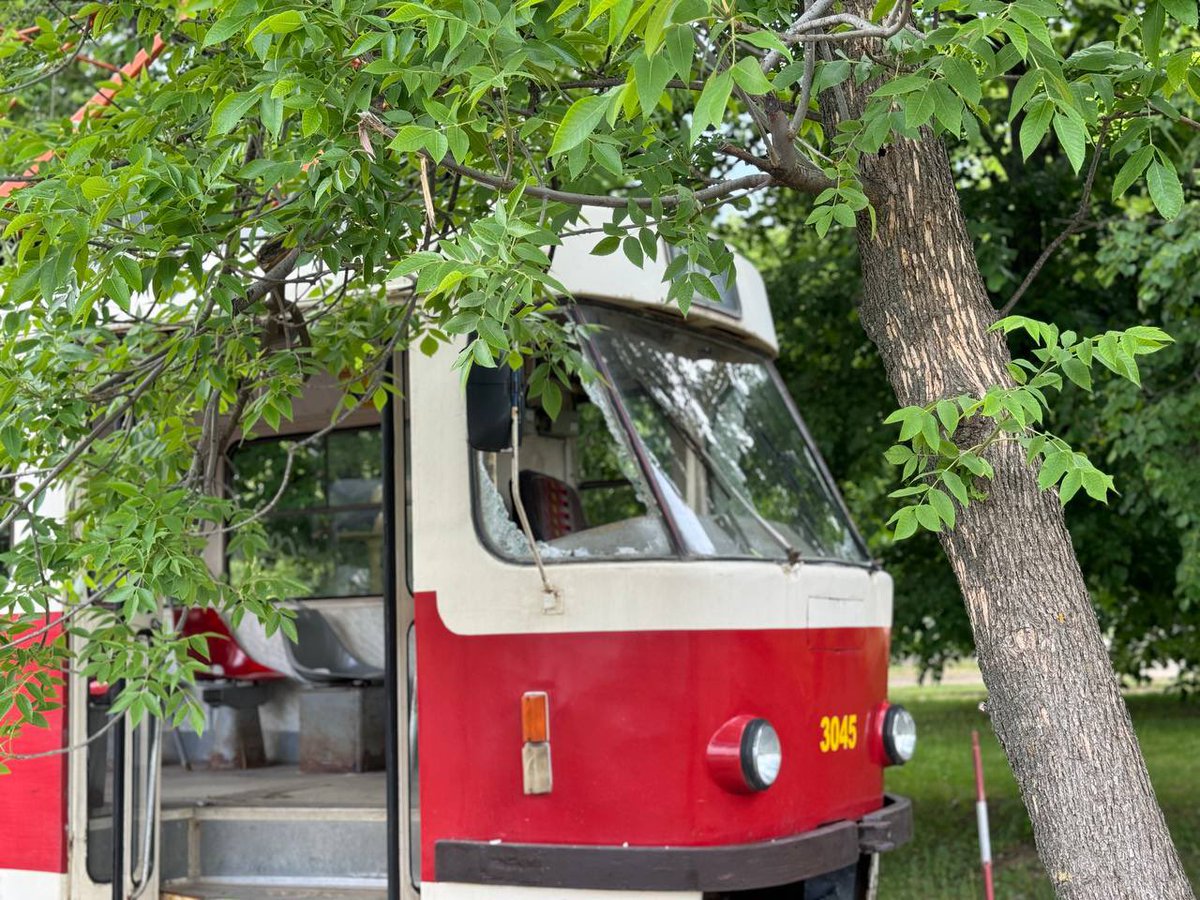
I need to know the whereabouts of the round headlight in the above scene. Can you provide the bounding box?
[883,704,917,765]
[741,718,782,790]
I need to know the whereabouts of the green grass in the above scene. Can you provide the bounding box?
[880,686,1200,898]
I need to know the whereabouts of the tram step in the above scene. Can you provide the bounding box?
[161,805,388,885]
[162,879,386,899]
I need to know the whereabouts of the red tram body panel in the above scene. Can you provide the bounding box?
[417,591,890,881]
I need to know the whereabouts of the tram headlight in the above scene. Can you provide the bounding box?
[707,715,782,793]
[741,718,782,790]
[883,704,917,765]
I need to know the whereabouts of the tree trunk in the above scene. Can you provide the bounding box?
[824,78,1194,900]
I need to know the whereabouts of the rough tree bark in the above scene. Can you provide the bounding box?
[804,28,1195,900]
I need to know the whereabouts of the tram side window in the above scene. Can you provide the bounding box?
[228,427,384,597]
[474,377,673,561]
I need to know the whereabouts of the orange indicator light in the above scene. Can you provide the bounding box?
[521,692,550,743]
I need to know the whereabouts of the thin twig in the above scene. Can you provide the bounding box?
[2,709,127,761]
[999,119,1111,317]
[0,19,93,96]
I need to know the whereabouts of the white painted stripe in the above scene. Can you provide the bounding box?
[424,884,699,900]
[0,868,67,899]
[976,799,992,864]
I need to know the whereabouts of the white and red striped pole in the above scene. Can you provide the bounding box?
[972,730,995,900]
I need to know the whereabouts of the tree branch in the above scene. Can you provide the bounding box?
[999,120,1111,317]
[231,247,302,316]
[357,111,778,207]
[446,158,774,207]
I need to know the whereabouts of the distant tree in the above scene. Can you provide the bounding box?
[0,0,1196,895]
[738,189,1200,689]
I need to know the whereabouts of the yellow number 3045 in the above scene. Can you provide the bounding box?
[819,714,858,752]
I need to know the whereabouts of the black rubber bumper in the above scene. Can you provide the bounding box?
[435,793,914,892]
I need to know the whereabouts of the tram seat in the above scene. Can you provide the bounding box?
[518,470,588,541]
[284,606,385,683]
[176,608,286,769]
[178,608,287,683]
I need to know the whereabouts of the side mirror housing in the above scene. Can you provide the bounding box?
[466,362,523,451]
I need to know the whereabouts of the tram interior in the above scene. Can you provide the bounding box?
[84,387,399,897]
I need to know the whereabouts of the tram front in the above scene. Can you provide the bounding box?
[406,226,915,899]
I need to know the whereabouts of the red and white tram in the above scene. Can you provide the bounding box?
[0,222,915,900]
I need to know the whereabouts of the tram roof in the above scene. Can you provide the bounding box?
[545,207,779,357]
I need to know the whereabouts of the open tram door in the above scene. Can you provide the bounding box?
[53,365,413,900]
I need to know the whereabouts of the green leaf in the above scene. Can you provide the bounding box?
[80,176,109,201]
[921,411,941,448]
[730,57,774,96]
[740,30,790,54]
[690,69,733,143]
[1061,357,1092,391]
[202,15,250,48]
[998,20,1029,59]
[615,234,642,267]
[872,74,928,97]
[898,415,924,442]
[633,53,674,119]
[542,381,563,419]
[1082,468,1113,502]
[247,10,306,42]
[943,470,970,506]
[1009,69,1043,117]
[105,273,130,311]
[592,235,621,255]
[1143,0,1165,62]
[1059,468,1082,504]
[1019,100,1054,159]
[1037,451,1070,490]
[0,425,23,460]
[890,485,931,499]
[931,83,963,135]
[960,452,992,478]
[1052,112,1086,174]
[1161,0,1199,23]
[550,94,610,156]
[928,488,956,527]
[892,506,918,541]
[644,0,679,53]
[904,88,937,129]
[209,92,260,137]
[1147,159,1184,220]
[1112,146,1154,200]
[941,57,982,106]
[665,24,693,80]
[915,504,943,533]
[935,399,960,433]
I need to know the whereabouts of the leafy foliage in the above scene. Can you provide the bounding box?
[0,0,1194,750]
[883,318,1173,541]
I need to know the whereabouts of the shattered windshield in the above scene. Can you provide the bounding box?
[584,306,868,563]
[473,366,674,562]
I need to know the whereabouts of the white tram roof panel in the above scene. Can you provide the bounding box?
[547,207,779,357]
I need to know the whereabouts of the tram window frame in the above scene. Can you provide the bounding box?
[468,303,872,568]
[224,424,386,601]
[468,374,678,565]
